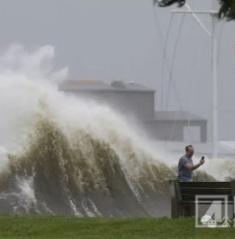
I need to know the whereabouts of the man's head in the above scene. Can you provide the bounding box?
[185,145,194,158]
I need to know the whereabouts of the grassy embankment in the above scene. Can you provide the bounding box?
[0,216,234,239]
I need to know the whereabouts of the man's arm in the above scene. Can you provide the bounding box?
[184,157,205,171]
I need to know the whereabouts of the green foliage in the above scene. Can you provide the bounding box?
[155,0,235,21]
[219,0,235,20]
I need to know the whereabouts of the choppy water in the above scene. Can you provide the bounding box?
[0,45,232,217]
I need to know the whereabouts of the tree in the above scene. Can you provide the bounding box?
[154,0,235,20]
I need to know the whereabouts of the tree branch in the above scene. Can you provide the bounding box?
[154,0,235,20]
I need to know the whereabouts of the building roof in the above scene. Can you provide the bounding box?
[58,80,155,92]
[154,111,206,121]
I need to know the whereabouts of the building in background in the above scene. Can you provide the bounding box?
[59,80,207,143]
[144,111,207,142]
[59,80,155,120]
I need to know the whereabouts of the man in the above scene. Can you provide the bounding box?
[178,145,205,182]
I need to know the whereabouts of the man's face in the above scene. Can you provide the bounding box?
[186,147,194,157]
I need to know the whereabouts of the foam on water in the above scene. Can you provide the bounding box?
[0,45,233,216]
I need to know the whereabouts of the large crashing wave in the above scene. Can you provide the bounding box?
[0,45,230,217]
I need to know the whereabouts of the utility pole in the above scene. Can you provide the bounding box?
[172,1,219,159]
[211,1,219,159]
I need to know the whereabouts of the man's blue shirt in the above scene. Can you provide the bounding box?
[178,155,193,181]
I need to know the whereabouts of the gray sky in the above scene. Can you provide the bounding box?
[0,0,235,140]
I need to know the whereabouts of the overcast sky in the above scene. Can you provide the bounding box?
[0,0,234,140]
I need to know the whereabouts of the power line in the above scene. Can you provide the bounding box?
[152,6,194,142]
[165,14,185,111]
[152,8,186,112]
[160,14,174,110]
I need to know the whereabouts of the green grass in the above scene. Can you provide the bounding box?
[0,216,234,239]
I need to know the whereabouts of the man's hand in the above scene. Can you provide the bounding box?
[185,156,205,171]
[200,156,205,165]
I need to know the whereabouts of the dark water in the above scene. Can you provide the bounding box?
[0,119,215,217]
